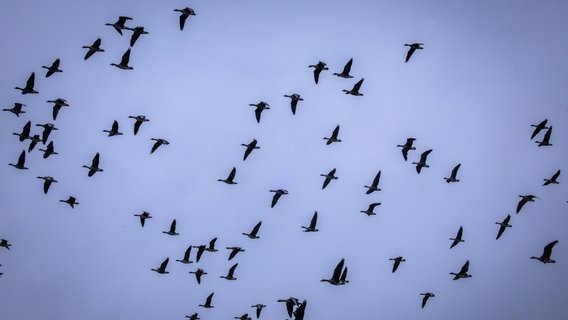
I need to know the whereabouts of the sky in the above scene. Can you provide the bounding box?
[0,0,567,319]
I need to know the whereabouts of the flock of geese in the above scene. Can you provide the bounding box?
[1,4,564,320]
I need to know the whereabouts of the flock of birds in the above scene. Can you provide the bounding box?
[1,4,564,320]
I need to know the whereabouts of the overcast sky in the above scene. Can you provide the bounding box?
[0,1,567,319]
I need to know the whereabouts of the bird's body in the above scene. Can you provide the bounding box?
[269,189,288,208]
[60,196,79,208]
[174,7,196,30]
[176,245,193,264]
[9,150,28,170]
[134,211,152,227]
[242,139,260,161]
[163,219,179,235]
[220,263,238,280]
[82,38,104,60]
[444,163,461,183]
[103,120,123,136]
[495,214,512,240]
[324,125,341,145]
[364,170,382,194]
[249,102,270,123]
[227,247,245,260]
[412,149,432,173]
[37,176,57,194]
[450,226,464,249]
[404,43,424,62]
[360,203,381,216]
[320,168,338,189]
[111,48,133,70]
[42,58,62,77]
[543,170,561,186]
[218,167,238,184]
[530,240,558,264]
[189,268,207,284]
[150,138,169,154]
[516,195,538,214]
[301,211,319,232]
[389,257,406,273]
[342,78,364,96]
[128,115,149,135]
[308,61,328,84]
[15,73,38,94]
[450,260,471,280]
[82,153,103,177]
[283,93,304,115]
[243,221,262,239]
[333,58,354,78]
[3,103,26,117]
[151,258,169,274]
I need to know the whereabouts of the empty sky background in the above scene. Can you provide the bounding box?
[0,0,567,319]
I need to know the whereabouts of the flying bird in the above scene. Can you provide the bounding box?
[364,170,382,194]
[82,38,105,60]
[36,176,57,194]
[450,226,464,249]
[0,239,11,250]
[105,16,132,35]
[174,7,196,31]
[420,292,435,308]
[333,58,354,78]
[320,168,338,189]
[150,138,169,154]
[241,139,260,161]
[125,26,149,47]
[12,121,31,142]
[495,214,512,240]
[194,245,207,263]
[111,48,133,70]
[321,258,347,285]
[360,203,381,216]
[323,125,341,145]
[134,211,152,227]
[103,120,123,136]
[220,263,239,280]
[293,300,307,320]
[46,98,69,121]
[389,257,406,273]
[516,195,538,214]
[308,61,328,84]
[249,101,270,123]
[444,163,461,183]
[301,211,319,232]
[199,293,215,308]
[243,221,262,239]
[251,304,266,319]
[15,72,38,94]
[189,268,207,284]
[450,260,472,280]
[412,149,433,174]
[39,140,59,158]
[530,240,558,264]
[234,314,251,320]
[277,297,300,318]
[163,219,179,236]
[342,78,364,96]
[60,196,79,208]
[205,238,218,252]
[8,150,28,170]
[185,313,200,320]
[2,103,26,117]
[42,58,62,78]
[27,135,41,153]
[404,43,424,62]
[269,189,288,208]
[128,115,149,135]
[226,247,245,261]
[530,119,548,140]
[283,93,304,115]
[543,170,560,186]
[397,138,416,161]
[36,123,58,144]
[151,257,170,274]
[218,167,238,184]
[536,126,552,146]
[176,245,193,264]
[82,153,103,177]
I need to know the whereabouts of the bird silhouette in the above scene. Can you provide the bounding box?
[3,103,26,117]
[543,170,560,186]
[82,38,105,60]
[42,58,62,77]
[308,61,328,84]
[198,293,215,308]
[15,72,38,94]
[450,226,464,249]
[444,163,461,183]
[530,240,558,264]
[82,153,103,177]
[243,221,262,239]
[151,257,169,274]
[360,203,381,216]
[105,16,132,35]
[269,189,288,208]
[389,257,406,273]
[174,7,196,31]
[150,138,169,154]
[125,26,149,47]
[413,149,433,173]
[134,211,152,227]
[111,48,133,70]
[218,167,238,184]
[320,168,338,189]
[495,214,512,240]
[9,150,28,170]
[103,120,123,136]
[301,211,319,232]
[323,125,341,145]
[333,58,354,78]
[241,139,260,161]
[342,78,364,96]
[36,176,57,194]
[163,219,179,236]
[404,43,424,62]
[450,260,472,280]
[220,263,239,280]
[364,170,382,194]
[249,102,270,123]
[128,115,149,135]
[283,93,304,115]
[60,196,79,208]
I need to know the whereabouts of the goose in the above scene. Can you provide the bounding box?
[444,163,461,183]
[543,170,560,186]
[83,153,103,177]
[199,293,214,308]
[283,93,304,115]
[269,189,288,208]
[293,300,307,320]
[151,257,169,274]
[226,247,245,261]
[323,125,341,145]
[37,176,57,194]
[530,240,558,264]
[243,221,262,239]
[176,245,193,264]
[360,203,381,216]
[185,313,200,320]
[1,239,12,250]
[251,304,266,319]
[12,121,31,142]
[242,139,260,161]
[39,141,58,159]
[420,292,435,308]
[174,7,196,31]
[495,214,512,240]
[220,263,238,280]
[189,268,207,284]
[321,258,346,285]
[277,297,300,318]
[450,260,471,280]
[163,219,179,235]
[397,138,416,161]
[105,16,132,35]
[27,135,41,153]
[320,168,338,189]
[249,101,270,123]
[364,170,382,194]
[516,195,539,214]
[530,119,548,140]
[2,103,26,117]
[536,126,552,146]
[234,313,251,320]
[103,120,123,136]
[133,211,152,227]
[412,149,433,173]
[36,123,58,144]
[342,78,364,96]
[450,226,464,249]
[60,196,79,208]
[150,138,169,154]
[46,98,69,121]
[301,211,318,232]
[205,238,218,252]
[125,26,149,47]
[42,58,62,78]
[195,245,207,263]
[15,72,38,94]
[8,151,28,170]
[308,61,328,84]
[82,38,104,60]
[389,257,406,273]
[111,48,133,70]
[128,115,149,135]
[404,43,424,63]
[218,167,237,184]
[333,58,353,78]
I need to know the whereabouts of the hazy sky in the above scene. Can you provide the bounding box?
[1,1,567,319]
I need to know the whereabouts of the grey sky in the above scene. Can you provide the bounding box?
[0,1,567,319]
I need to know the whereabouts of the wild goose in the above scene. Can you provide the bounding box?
[176,245,193,264]
[412,149,433,174]
[128,115,149,135]
[36,123,58,144]
[198,292,214,308]
[294,300,307,320]
[389,257,406,273]
[151,257,169,274]
[277,297,300,318]
[360,203,381,216]
[321,258,347,285]
[103,120,123,136]
[495,214,512,240]
[241,139,260,161]
[3,103,26,117]
[364,170,382,194]
[536,126,552,146]
[220,263,239,280]
[105,16,132,35]
[37,176,57,194]
[251,304,266,319]
[530,119,548,140]
[111,48,133,70]
[8,151,28,170]
[1,239,12,250]
[133,211,152,227]
[249,101,270,123]
[404,43,424,63]
[530,240,558,264]
[234,313,251,320]
[39,142,59,160]
[174,7,196,31]
[301,211,318,232]
[163,219,179,236]
[150,138,169,154]
[323,125,341,145]
[450,260,471,280]
[195,245,207,263]
[125,26,149,47]
[46,98,69,121]
[543,170,560,186]
[243,221,262,239]
[82,38,104,60]
[12,121,31,142]
[283,93,304,115]
[27,135,40,153]
[308,61,328,84]
[15,73,38,94]
[59,196,79,208]
[226,246,245,260]
[342,78,364,96]
[189,268,207,284]
[82,153,103,177]
[218,167,237,184]
[444,163,461,183]
[42,58,62,78]
[205,238,218,252]
[320,168,338,189]
[397,138,416,161]
[450,226,464,249]
[516,195,539,214]
[185,313,200,320]
[269,189,288,208]
[420,292,435,308]
[333,58,354,78]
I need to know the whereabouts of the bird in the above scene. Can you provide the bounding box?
[308,61,328,84]
[220,263,239,280]
[269,189,288,208]
[450,260,472,280]
[8,150,28,170]
[543,170,561,186]
[320,168,338,189]
[444,163,461,183]
[176,245,193,264]
[249,102,270,123]
[530,240,559,264]
[189,268,207,284]
[151,258,169,274]
[420,292,435,308]
[12,121,31,142]
[397,138,416,161]
[27,135,40,153]
[163,219,179,236]
[82,38,104,60]
[134,211,152,227]
[128,115,149,135]
[495,214,512,240]
[1,239,12,250]
[82,153,103,177]
[36,123,58,144]
[251,304,266,319]
[277,297,300,318]
[450,226,464,249]
[42,58,62,78]
[530,119,548,140]
[218,167,238,184]
[185,313,200,320]
[333,58,354,78]
[195,245,207,263]
[59,196,79,208]
[234,313,251,320]
[199,293,215,308]
[205,238,218,252]
[301,211,319,232]
[294,300,307,320]
[227,246,245,260]
[125,26,149,47]
[111,48,133,70]
[103,120,123,136]
[389,257,406,273]
[46,98,69,121]
[243,221,262,239]
[364,170,382,194]
[15,72,38,94]
[342,78,364,96]
[360,203,381,216]
[412,149,433,173]
[516,195,539,214]
[321,258,347,285]
[174,7,196,31]
[404,43,424,62]
[2,103,26,117]
[283,93,304,115]
[105,16,132,35]
[536,126,552,146]
[38,141,58,159]
[241,139,260,161]
[150,138,169,154]
[323,125,341,145]
[36,176,57,194]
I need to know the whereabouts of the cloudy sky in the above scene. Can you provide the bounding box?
[1,0,567,319]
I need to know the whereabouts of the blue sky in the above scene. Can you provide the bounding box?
[0,1,567,319]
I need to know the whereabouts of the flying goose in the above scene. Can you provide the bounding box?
[195,245,207,263]
[220,263,238,280]
[82,153,103,177]
[495,214,512,240]
[163,219,179,235]
[251,304,266,319]
[333,58,354,78]
[277,297,300,318]
[60,196,79,208]
[227,246,245,261]
[133,211,152,227]
[199,293,215,308]
[516,195,539,214]
[269,189,288,208]
[150,138,169,154]
[2,103,26,117]
[450,226,464,249]
[111,48,133,70]
[15,73,38,94]
[293,300,307,320]
[36,123,58,144]
[242,139,260,161]
[320,168,338,189]
[360,203,381,216]
[404,43,424,63]
[364,170,382,194]
[42,58,62,78]
[308,61,328,84]
[37,176,57,194]
[128,115,149,135]
[46,98,69,120]
[321,258,346,285]
[205,238,218,252]
[218,167,237,184]
[283,93,304,115]
[151,257,169,274]
[1,239,12,250]
[12,121,31,142]
[82,38,105,60]
[174,7,196,31]
[536,126,552,146]
[397,138,416,161]
[450,260,471,280]
[105,16,132,35]
[543,170,560,186]
[27,135,41,153]
[234,313,251,320]
[189,268,207,284]
[389,257,406,273]
[301,211,318,232]
[8,151,28,170]
[39,141,58,159]
[444,163,461,183]
[185,313,200,320]
[420,292,435,308]
[530,119,548,140]
[249,101,270,123]
[125,26,149,47]
[176,245,193,264]
[323,125,341,145]
[103,120,123,136]
[530,240,558,264]
[412,149,433,173]
[342,78,364,96]
[243,221,262,239]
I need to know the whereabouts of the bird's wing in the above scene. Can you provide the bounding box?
[255,107,262,123]
[160,258,169,272]
[420,149,433,162]
[17,150,26,166]
[151,141,160,153]
[179,14,188,31]
[121,49,131,65]
[313,69,321,84]
[251,221,261,235]
[342,58,353,74]
[353,78,364,92]
[92,153,100,167]
[516,198,527,213]
[228,167,236,180]
[401,148,409,161]
[310,211,318,228]
[290,99,298,115]
[112,120,119,131]
[459,260,469,274]
[332,258,345,280]
[372,171,381,186]
[405,47,415,62]
[543,240,559,258]
[451,163,461,178]
[26,73,35,89]
[332,125,340,138]
[133,120,142,135]
[271,193,281,208]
